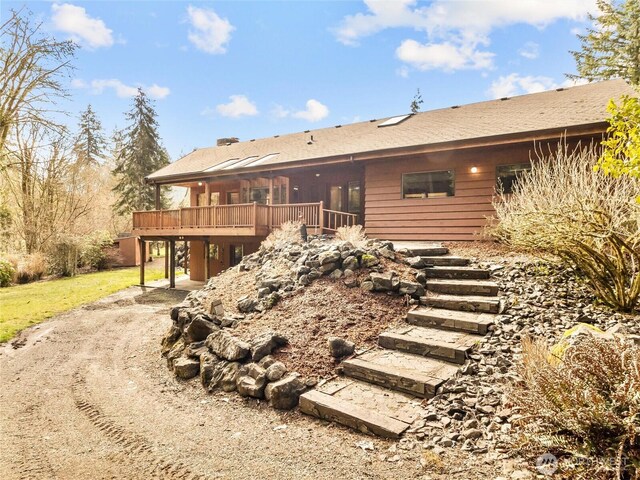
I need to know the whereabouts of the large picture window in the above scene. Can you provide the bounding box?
[496,163,531,194]
[402,170,455,199]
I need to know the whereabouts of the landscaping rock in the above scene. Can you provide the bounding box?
[318,250,341,265]
[184,315,218,343]
[166,338,186,368]
[328,337,355,358]
[342,256,359,271]
[199,352,217,387]
[237,296,258,313]
[370,272,394,292]
[264,373,306,410]
[209,360,242,392]
[205,330,251,361]
[161,325,181,355]
[360,280,374,291]
[266,361,287,381]
[203,297,224,317]
[250,331,288,362]
[173,357,200,379]
[185,340,208,358]
[398,281,426,297]
[361,254,379,268]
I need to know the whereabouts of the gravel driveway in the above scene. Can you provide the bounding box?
[0,286,432,480]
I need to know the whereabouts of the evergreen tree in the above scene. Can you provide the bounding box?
[569,0,640,85]
[74,104,107,165]
[410,88,423,114]
[112,88,170,215]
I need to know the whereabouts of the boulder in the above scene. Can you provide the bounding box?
[319,262,338,274]
[328,337,355,358]
[406,256,426,269]
[361,254,380,268]
[209,361,242,392]
[236,363,268,398]
[370,272,394,292]
[184,315,218,343]
[237,296,258,313]
[166,338,186,368]
[264,374,306,410]
[258,355,277,368]
[205,330,251,361]
[266,361,287,381]
[199,352,217,387]
[203,297,225,317]
[298,274,311,286]
[329,269,343,279]
[318,250,341,265]
[161,325,181,355]
[170,302,189,321]
[399,281,426,297]
[360,280,374,291]
[185,340,208,358]
[378,247,395,260]
[250,331,289,362]
[173,357,200,379]
[342,256,359,271]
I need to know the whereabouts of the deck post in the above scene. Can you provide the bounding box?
[253,202,258,231]
[204,239,210,280]
[318,201,324,234]
[205,182,211,206]
[164,241,168,279]
[139,239,146,285]
[154,184,161,210]
[184,241,188,274]
[169,240,176,289]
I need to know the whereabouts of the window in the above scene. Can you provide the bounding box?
[402,170,455,199]
[272,184,287,204]
[230,245,243,267]
[250,187,269,204]
[496,163,531,194]
[226,191,240,204]
[348,181,361,214]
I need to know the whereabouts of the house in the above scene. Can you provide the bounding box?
[132,79,635,286]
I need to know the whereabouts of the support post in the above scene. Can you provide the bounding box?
[139,239,146,285]
[318,200,324,234]
[169,241,176,289]
[184,241,188,275]
[164,241,169,279]
[205,182,211,206]
[154,184,161,210]
[204,239,210,280]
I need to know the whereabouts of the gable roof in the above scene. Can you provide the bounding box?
[148,79,636,183]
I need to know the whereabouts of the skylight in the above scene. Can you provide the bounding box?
[222,155,258,170]
[378,114,411,127]
[241,153,279,168]
[202,158,240,172]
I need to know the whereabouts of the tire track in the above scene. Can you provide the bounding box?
[12,405,57,480]
[71,372,208,480]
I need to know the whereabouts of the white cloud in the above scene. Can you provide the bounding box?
[396,65,410,78]
[216,95,259,118]
[271,104,291,119]
[334,0,597,72]
[487,73,580,98]
[292,99,330,122]
[75,79,170,99]
[396,39,494,71]
[51,3,114,49]
[186,5,235,54]
[519,41,539,60]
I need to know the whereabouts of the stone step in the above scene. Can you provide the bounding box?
[342,349,459,398]
[299,378,421,438]
[378,326,481,364]
[420,292,503,314]
[426,279,499,296]
[423,266,490,280]
[406,307,495,335]
[408,246,449,257]
[420,256,469,266]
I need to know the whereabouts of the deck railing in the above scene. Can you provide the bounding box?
[132,202,359,235]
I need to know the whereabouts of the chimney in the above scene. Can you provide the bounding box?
[217,137,240,147]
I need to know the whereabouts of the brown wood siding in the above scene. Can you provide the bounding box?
[363,140,588,241]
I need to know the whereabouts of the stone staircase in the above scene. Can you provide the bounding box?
[299,244,504,438]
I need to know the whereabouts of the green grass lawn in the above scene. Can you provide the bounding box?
[0,263,166,343]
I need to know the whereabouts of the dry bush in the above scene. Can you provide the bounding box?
[14,252,46,283]
[261,221,302,250]
[511,336,640,479]
[335,224,367,248]
[491,142,640,312]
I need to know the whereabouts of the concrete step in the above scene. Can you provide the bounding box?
[420,292,503,314]
[423,266,490,280]
[420,256,469,266]
[426,279,499,296]
[342,349,459,398]
[406,307,495,335]
[378,326,481,364]
[299,378,421,438]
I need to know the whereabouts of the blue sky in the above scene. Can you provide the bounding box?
[4,1,599,160]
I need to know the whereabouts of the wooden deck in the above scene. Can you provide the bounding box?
[132,202,358,238]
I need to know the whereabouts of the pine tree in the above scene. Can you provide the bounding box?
[112,88,170,215]
[410,88,423,114]
[74,104,107,165]
[569,0,640,85]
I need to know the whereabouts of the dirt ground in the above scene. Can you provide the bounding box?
[0,284,512,480]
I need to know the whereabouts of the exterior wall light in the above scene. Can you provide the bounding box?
[197,181,203,186]
[470,166,478,174]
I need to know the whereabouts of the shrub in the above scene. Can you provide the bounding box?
[510,336,640,479]
[262,221,302,250]
[80,230,113,271]
[0,259,15,287]
[48,234,82,277]
[491,142,640,312]
[335,224,367,248]
[14,252,46,284]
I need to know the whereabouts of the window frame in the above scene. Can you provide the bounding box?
[401,169,456,199]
